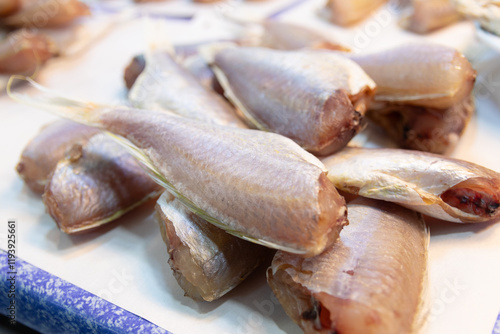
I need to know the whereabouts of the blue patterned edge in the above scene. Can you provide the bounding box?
[493,311,500,334]
[0,250,170,334]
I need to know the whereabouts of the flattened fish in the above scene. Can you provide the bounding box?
[16,119,99,194]
[367,95,474,154]
[0,29,58,75]
[43,133,162,234]
[346,44,476,109]
[10,78,348,256]
[267,197,428,334]
[129,50,245,128]
[4,0,90,28]
[212,47,375,155]
[402,0,462,34]
[322,147,500,223]
[259,20,349,51]
[156,192,273,302]
[323,0,388,26]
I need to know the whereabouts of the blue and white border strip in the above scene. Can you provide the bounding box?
[493,311,500,334]
[0,251,170,334]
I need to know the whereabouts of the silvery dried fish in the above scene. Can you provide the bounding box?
[322,147,500,223]
[367,95,474,154]
[346,44,476,109]
[402,0,462,34]
[129,50,244,128]
[0,29,58,75]
[16,119,99,194]
[322,0,388,26]
[4,0,90,28]
[268,197,428,334]
[259,20,350,51]
[156,192,273,302]
[10,78,348,256]
[44,133,162,234]
[212,47,375,155]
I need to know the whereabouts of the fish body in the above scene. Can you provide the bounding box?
[4,0,90,28]
[322,147,500,222]
[346,44,476,110]
[323,0,388,26]
[44,133,162,234]
[403,0,462,34]
[260,21,349,51]
[0,29,58,75]
[156,192,273,302]
[213,47,375,154]
[367,95,474,154]
[129,51,245,128]
[16,119,99,194]
[268,197,428,334]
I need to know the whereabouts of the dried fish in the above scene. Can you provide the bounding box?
[322,147,500,223]
[43,133,161,234]
[268,197,428,334]
[453,0,500,36]
[123,41,234,93]
[10,78,348,256]
[367,95,474,154]
[16,120,99,194]
[322,0,388,26]
[346,44,476,109]
[212,47,375,155]
[259,20,350,51]
[129,50,245,128]
[402,0,462,34]
[4,0,90,28]
[156,192,273,302]
[0,0,19,17]
[0,29,58,75]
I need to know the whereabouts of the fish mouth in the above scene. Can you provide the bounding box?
[440,177,500,219]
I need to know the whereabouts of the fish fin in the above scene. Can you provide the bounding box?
[209,60,268,131]
[7,76,108,127]
[411,217,431,333]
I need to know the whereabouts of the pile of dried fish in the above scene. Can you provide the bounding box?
[9,15,500,334]
[0,0,90,77]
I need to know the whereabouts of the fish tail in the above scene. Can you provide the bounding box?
[7,76,106,128]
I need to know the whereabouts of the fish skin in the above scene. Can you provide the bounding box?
[213,47,375,155]
[0,29,58,75]
[129,51,245,128]
[367,95,474,154]
[16,120,99,194]
[267,197,428,334]
[156,192,274,302]
[346,44,476,109]
[85,106,348,256]
[43,133,162,234]
[4,0,90,28]
[321,147,500,223]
